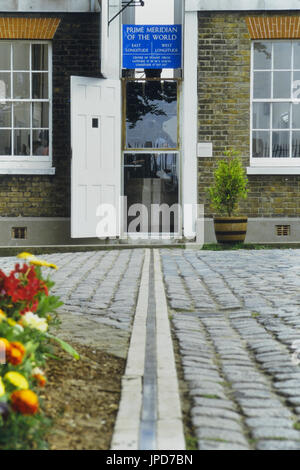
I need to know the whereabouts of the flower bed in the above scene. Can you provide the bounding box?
[0,253,78,450]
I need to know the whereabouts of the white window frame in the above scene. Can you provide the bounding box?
[250,39,300,172]
[0,40,54,175]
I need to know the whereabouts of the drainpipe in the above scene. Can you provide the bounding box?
[97,0,105,76]
[90,0,95,11]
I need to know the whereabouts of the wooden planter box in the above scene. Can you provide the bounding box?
[213,217,248,244]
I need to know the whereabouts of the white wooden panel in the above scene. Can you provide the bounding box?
[71,76,121,238]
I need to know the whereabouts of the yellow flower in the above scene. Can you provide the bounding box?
[0,310,6,323]
[0,378,5,397]
[4,372,29,390]
[17,252,36,260]
[29,259,58,270]
[7,318,16,327]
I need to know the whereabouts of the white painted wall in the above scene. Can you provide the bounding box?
[101,0,121,79]
[0,0,97,11]
[136,0,174,24]
[182,9,198,237]
[186,0,300,11]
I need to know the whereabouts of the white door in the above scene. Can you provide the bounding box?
[71,76,121,238]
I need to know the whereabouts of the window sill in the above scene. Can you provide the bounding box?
[247,167,300,175]
[0,168,55,175]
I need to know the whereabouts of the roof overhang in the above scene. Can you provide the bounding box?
[0,0,100,13]
[186,0,300,12]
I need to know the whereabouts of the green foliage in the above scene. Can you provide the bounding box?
[207,149,248,216]
[0,409,51,450]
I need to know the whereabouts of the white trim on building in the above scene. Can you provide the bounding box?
[185,0,300,11]
[182,9,198,237]
[0,0,99,12]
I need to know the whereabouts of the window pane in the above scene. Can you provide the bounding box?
[13,72,30,99]
[273,71,291,98]
[13,43,30,70]
[253,72,271,98]
[0,103,11,127]
[274,42,292,69]
[32,44,48,71]
[0,130,11,155]
[14,129,30,156]
[272,131,290,157]
[252,131,270,158]
[0,73,10,99]
[293,71,300,100]
[294,42,300,69]
[32,130,49,156]
[0,43,11,70]
[32,102,49,128]
[292,103,300,129]
[253,42,272,70]
[253,102,270,129]
[32,73,48,99]
[124,153,179,232]
[292,131,300,157]
[272,102,290,129]
[14,102,30,128]
[126,81,177,149]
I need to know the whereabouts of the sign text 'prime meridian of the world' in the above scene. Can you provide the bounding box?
[122,24,182,69]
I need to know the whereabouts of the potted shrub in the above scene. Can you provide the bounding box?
[207,149,248,244]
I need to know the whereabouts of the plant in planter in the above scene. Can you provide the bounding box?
[207,149,248,244]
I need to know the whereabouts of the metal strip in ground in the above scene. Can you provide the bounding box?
[110,249,150,450]
[153,249,186,450]
[139,250,157,450]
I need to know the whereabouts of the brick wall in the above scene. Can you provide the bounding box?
[0,12,101,217]
[197,11,300,218]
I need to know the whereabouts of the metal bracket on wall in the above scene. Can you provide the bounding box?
[108,0,145,27]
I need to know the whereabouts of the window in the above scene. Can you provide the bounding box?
[0,41,53,174]
[251,40,300,167]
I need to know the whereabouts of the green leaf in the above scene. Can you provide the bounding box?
[43,352,62,361]
[45,333,80,360]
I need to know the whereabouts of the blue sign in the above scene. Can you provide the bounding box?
[122,24,182,69]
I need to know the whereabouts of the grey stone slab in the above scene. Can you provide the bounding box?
[256,441,300,450]
[198,441,250,450]
[274,373,300,381]
[195,428,249,446]
[251,427,300,441]
[193,397,236,410]
[286,397,300,406]
[191,406,241,421]
[242,407,293,419]
[237,398,285,409]
[189,389,227,400]
[231,382,271,391]
[245,417,294,428]
[274,380,300,389]
[233,389,274,399]
[192,416,243,432]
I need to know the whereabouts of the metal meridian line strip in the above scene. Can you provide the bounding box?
[139,249,157,449]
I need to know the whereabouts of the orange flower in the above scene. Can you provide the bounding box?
[11,390,39,415]
[10,342,25,356]
[33,373,46,387]
[4,341,26,366]
[7,347,23,366]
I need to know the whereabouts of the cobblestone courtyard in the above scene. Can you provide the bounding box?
[3,248,300,450]
[161,249,300,450]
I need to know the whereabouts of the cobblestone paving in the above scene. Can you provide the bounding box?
[160,249,300,450]
[0,250,145,358]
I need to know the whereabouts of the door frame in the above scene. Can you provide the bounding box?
[121,77,183,238]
